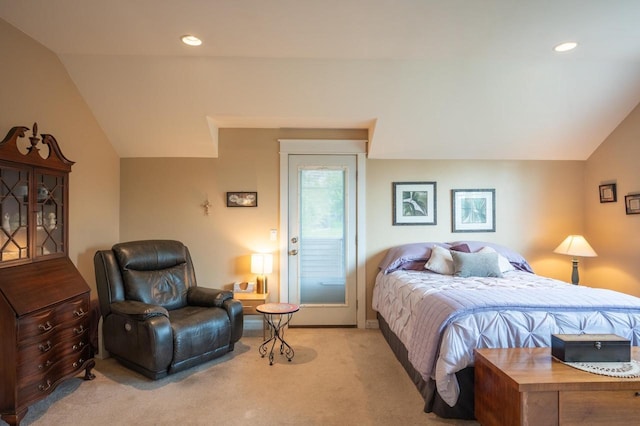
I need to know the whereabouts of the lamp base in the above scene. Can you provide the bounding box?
[571,258,579,285]
[256,276,267,294]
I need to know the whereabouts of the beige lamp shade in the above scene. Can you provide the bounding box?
[553,235,597,257]
[554,235,596,285]
[251,253,273,274]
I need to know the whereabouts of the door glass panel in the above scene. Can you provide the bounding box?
[299,168,346,304]
[0,167,30,261]
[35,173,65,256]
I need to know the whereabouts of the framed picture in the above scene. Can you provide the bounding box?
[625,194,640,215]
[451,189,496,232]
[599,183,617,203]
[392,182,437,225]
[226,192,257,207]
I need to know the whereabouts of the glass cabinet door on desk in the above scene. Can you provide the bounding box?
[0,164,30,262]
[0,124,73,267]
[35,171,66,257]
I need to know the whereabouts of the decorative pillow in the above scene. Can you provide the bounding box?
[379,242,449,274]
[394,260,430,272]
[424,245,454,275]
[451,250,503,278]
[477,246,515,273]
[448,240,534,273]
[450,243,470,253]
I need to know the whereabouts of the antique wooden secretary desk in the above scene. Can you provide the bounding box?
[0,124,95,426]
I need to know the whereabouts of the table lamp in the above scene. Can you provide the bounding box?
[251,253,273,294]
[553,235,597,285]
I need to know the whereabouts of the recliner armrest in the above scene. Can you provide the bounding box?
[110,300,169,321]
[187,287,233,308]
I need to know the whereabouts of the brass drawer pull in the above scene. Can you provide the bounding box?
[38,341,52,353]
[73,341,85,351]
[38,321,53,332]
[74,308,87,317]
[38,380,52,392]
[73,358,84,368]
[38,360,53,370]
[635,392,640,397]
[73,325,85,335]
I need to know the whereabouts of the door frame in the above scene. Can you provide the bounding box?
[278,139,367,328]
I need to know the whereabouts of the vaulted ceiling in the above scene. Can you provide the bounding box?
[1,1,640,159]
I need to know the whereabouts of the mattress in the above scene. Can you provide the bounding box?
[372,268,640,407]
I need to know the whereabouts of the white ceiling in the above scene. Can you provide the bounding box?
[1,0,640,159]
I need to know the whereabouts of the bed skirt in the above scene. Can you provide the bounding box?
[377,313,475,420]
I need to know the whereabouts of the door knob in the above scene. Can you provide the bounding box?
[289,249,298,256]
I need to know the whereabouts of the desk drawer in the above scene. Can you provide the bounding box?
[240,300,263,315]
[560,390,640,425]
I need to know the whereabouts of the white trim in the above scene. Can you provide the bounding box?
[356,151,366,329]
[96,317,110,359]
[279,139,367,328]
[365,319,380,329]
[279,152,289,303]
[279,139,367,155]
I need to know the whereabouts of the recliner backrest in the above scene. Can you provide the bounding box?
[106,240,198,311]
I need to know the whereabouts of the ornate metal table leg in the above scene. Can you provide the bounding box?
[257,305,299,365]
[268,314,284,365]
[274,312,295,362]
[258,314,276,360]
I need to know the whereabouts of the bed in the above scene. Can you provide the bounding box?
[372,241,640,419]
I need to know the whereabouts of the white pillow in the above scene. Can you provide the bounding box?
[478,246,515,273]
[425,245,454,275]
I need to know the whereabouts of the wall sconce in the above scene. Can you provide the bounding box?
[553,235,597,285]
[251,253,273,294]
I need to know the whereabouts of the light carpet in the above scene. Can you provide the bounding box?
[18,328,478,426]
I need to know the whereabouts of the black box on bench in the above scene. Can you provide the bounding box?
[551,333,630,362]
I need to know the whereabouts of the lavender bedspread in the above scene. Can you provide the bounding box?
[373,270,640,407]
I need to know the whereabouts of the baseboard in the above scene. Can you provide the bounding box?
[96,316,110,359]
[244,317,264,329]
[365,319,379,329]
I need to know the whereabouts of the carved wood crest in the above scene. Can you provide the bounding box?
[0,123,74,172]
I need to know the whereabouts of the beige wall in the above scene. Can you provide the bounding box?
[5,15,638,322]
[365,159,585,319]
[120,128,366,298]
[121,129,586,320]
[585,102,640,296]
[0,19,120,294]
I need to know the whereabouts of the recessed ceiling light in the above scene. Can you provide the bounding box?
[554,42,578,52]
[181,35,202,46]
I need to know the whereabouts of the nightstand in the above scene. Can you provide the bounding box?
[233,292,270,337]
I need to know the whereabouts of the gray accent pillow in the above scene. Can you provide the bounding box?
[451,250,503,278]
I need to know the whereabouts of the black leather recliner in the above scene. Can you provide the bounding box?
[94,240,243,379]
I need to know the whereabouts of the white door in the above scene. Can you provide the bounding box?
[288,154,357,326]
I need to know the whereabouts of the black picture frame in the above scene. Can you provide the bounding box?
[392,181,437,225]
[599,183,617,203]
[451,189,496,232]
[226,192,257,207]
[625,194,640,215]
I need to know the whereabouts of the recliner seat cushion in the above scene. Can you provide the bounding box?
[169,306,231,366]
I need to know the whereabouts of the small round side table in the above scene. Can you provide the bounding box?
[256,303,300,365]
